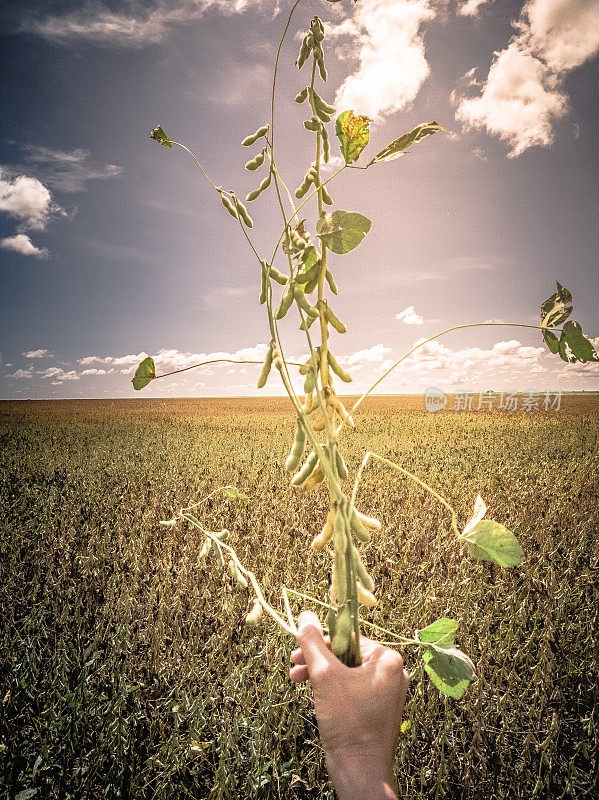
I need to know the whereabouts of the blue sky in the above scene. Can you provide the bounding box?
[1,0,598,399]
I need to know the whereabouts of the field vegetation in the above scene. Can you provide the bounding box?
[1,396,597,799]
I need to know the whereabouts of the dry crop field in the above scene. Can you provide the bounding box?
[1,396,597,800]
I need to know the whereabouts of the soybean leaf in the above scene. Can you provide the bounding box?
[222,486,250,500]
[335,110,370,165]
[423,648,471,699]
[560,321,599,363]
[464,520,524,568]
[316,210,371,254]
[540,281,572,328]
[132,356,155,390]
[427,645,476,682]
[543,329,560,354]
[368,121,448,166]
[150,125,172,148]
[417,618,459,647]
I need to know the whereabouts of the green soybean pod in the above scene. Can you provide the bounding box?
[325,269,338,295]
[269,267,288,285]
[232,195,253,228]
[259,260,268,305]
[303,276,319,295]
[228,558,248,588]
[326,606,337,639]
[293,285,318,318]
[350,509,371,544]
[327,350,352,383]
[275,283,294,320]
[321,125,330,163]
[321,184,333,205]
[241,124,269,146]
[313,91,336,115]
[295,178,311,199]
[315,106,331,123]
[336,449,348,479]
[303,368,315,394]
[299,314,317,332]
[317,59,327,82]
[215,529,229,541]
[297,38,311,70]
[245,149,265,171]
[257,344,273,388]
[304,118,320,132]
[353,546,375,592]
[325,304,346,334]
[294,87,308,103]
[220,194,239,220]
[291,450,318,487]
[246,171,271,202]
[285,419,307,472]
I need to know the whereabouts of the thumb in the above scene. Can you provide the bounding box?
[296,610,335,676]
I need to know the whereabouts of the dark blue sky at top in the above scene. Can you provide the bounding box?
[0,0,597,398]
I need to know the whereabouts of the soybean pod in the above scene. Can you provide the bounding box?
[290,450,318,487]
[259,260,268,305]
[336,449,348,480]
[245,149,265,171]
[327,350,352,383]
[353,547,375,592]
[321,125,330,163]
[241,124,269,146]
[324,269,338,295]
[294,87,308,103]
[285,418,306,472]
[325,304,347,333]
[231,194,253,228]
[275,282,294,320]
[350,509,371,544]
[269,267,288,285]
[293,285,318,318]
[321,184,333,205]
[246,171,271,202]
[220,194,239,220]
[257,343,273,388]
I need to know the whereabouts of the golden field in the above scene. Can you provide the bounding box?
[1,395,597,799]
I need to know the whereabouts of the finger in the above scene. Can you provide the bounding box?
[296,611,336,675]
[289,664,309,683]
[290,647,306,666]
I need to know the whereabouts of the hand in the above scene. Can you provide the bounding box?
[289,610,409,800]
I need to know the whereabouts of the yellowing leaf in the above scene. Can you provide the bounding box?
[368,121,448,165]
[335,110,370,165]
[464,520,524,568]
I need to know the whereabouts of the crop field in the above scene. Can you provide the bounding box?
[1,396,598,800]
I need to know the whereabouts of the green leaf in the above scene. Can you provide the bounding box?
[417,618,459,647]
[422,649,471,699]
[543,329,560,354]
[540,282,572,328]
[222,486,250,500]
[427,645,476,682]
[560,321,599,363]
[464,520,524,568]
[335,110,371,165]
[316,210,371,254]
[150,125,172,148]
[368,121,448,165]
[132,357,155,391]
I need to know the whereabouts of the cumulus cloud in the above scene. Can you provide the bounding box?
[6,368,33,379]
[23,0,277,47]
[23,349,52,358]
[396,305,424,325]
[330,0,436,121]
[458,0,493,17]
[0,170,60,231]
[39,367,80,382]
[455,0,599,156]
[1,234,49,258]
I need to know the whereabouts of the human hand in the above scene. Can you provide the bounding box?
[290,611,409,800]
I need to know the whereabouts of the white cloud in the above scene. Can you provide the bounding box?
[330,0,436,121]
[1,234,49,258]
[340,344,392,367]
[396,305,424,325]
[24,1,277,47]
[23,349,52,358]
[39,367,80,382]
[458,0,493,17]
[455,0,599,156]
[0,170,61,231]
[21,146,122,193]
[6,368,33,379]
[81,368,107,375]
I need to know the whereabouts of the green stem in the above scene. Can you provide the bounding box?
[154,357,302,382]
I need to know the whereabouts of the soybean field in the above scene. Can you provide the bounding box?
[1,396,597,800]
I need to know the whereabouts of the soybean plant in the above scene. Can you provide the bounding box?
[133,2,598,697]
